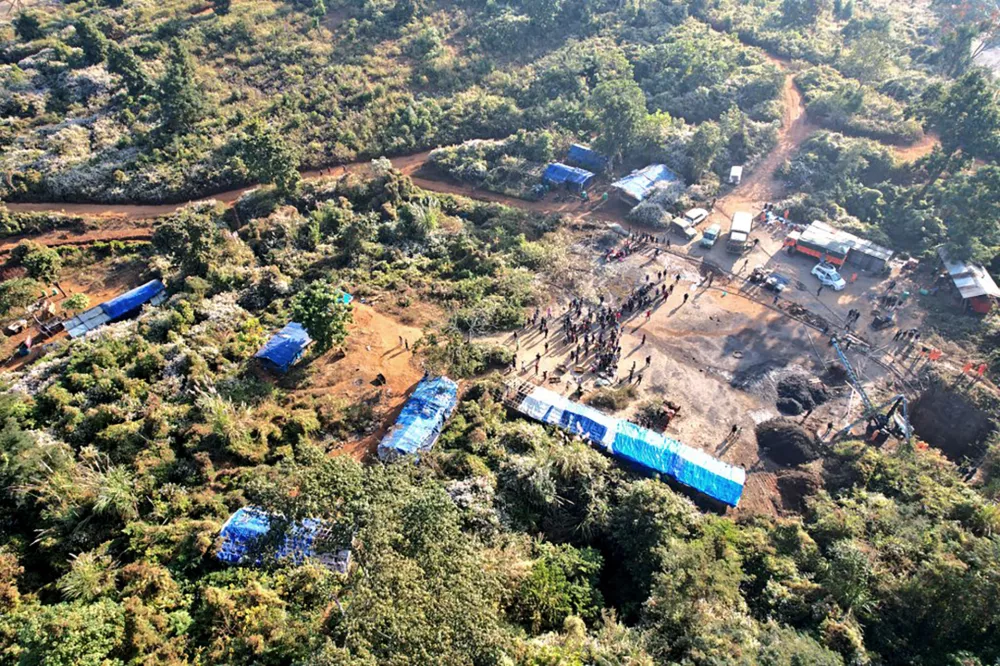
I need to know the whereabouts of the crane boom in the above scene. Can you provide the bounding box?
[831,337,876,416]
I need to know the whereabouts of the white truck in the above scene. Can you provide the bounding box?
[726,211,753,254]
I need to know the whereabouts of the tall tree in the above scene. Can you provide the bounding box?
[591,78,649,167]
[918,68,1000,191]
[291,281,353,352]
[74,18,107,66]
[240,118,301,195]
[107,43,152,98]
[13,12,43,42]
[159,39,206,133]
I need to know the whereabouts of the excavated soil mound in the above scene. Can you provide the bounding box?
[756,418,821,466]
[776,467,823,513]
[776,374,829,414]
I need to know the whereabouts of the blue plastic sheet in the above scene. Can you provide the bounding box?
[99,280,165,320]
[378,376,459,459]
[510,386,745,506]
[543,162,595,192]
[567,144,609,172]
[217,507,324,565]
[611,421,745,507]
[612,164,681,202]
[255,322,312,373]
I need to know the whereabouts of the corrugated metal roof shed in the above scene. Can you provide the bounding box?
[938,247,1000,300]
[611,164,682,203]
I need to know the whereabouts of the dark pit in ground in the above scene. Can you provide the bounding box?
[910,384,995,462]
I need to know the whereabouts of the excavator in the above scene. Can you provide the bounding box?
[829,336,912,448]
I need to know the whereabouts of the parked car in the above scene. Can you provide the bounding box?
[683,207,710,226]
[700,224,721,248]
[764,273,790,293]
[670,217,699,241]
[811,262,847,291]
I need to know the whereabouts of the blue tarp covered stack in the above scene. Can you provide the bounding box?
[542,162,595,192]
[611,164,682,204]
[65,279,168,339]
[378,376,459,460]
[255,322,313,373]
[216,506,351,573]
[504,382,745,507]
[567,144,609,173]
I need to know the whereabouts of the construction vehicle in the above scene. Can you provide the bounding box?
[829,336,912,447]
[727,211,753,254]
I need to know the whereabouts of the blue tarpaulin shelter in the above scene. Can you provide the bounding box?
[611,421,745,507]
[65,279,168,338]
[612,164,682,204]
[101,280,166,320]
[543,162,595,192]
[378,376,459,460]
[516,385,616,448]
[255,322,312,373]
[567,144,609,173]
[505,383,745,507]
[216,507,350,573]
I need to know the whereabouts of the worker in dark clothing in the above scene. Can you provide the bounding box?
[683,293,689,304]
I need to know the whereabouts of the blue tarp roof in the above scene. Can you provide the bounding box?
[378,376,458,459]
[217,507,324,565]
[543,162,595,191]
[567,144,608,172]
[611,421,745,507]
[508,385,745,506]
[517,386,616,448]
[612,164,681,202]
[255,322,312,373]
[100,280,165,320]
[216,507,351,572]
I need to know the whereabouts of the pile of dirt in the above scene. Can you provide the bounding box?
[776,374,829,415]
[775,467,823,513]
[756,418,821,466]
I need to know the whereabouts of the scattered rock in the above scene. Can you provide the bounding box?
[756,418,821,466]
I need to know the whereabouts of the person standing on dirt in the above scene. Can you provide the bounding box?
[628,367,634,383]
[729,424,739,440]
[816,285,823,297]
[683,293,689,304]
[645,355,651,366]
[636,373,643,386]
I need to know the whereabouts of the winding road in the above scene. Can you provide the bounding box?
[1,56,937,252]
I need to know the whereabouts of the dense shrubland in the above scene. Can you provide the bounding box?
[3,273,1000,663]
